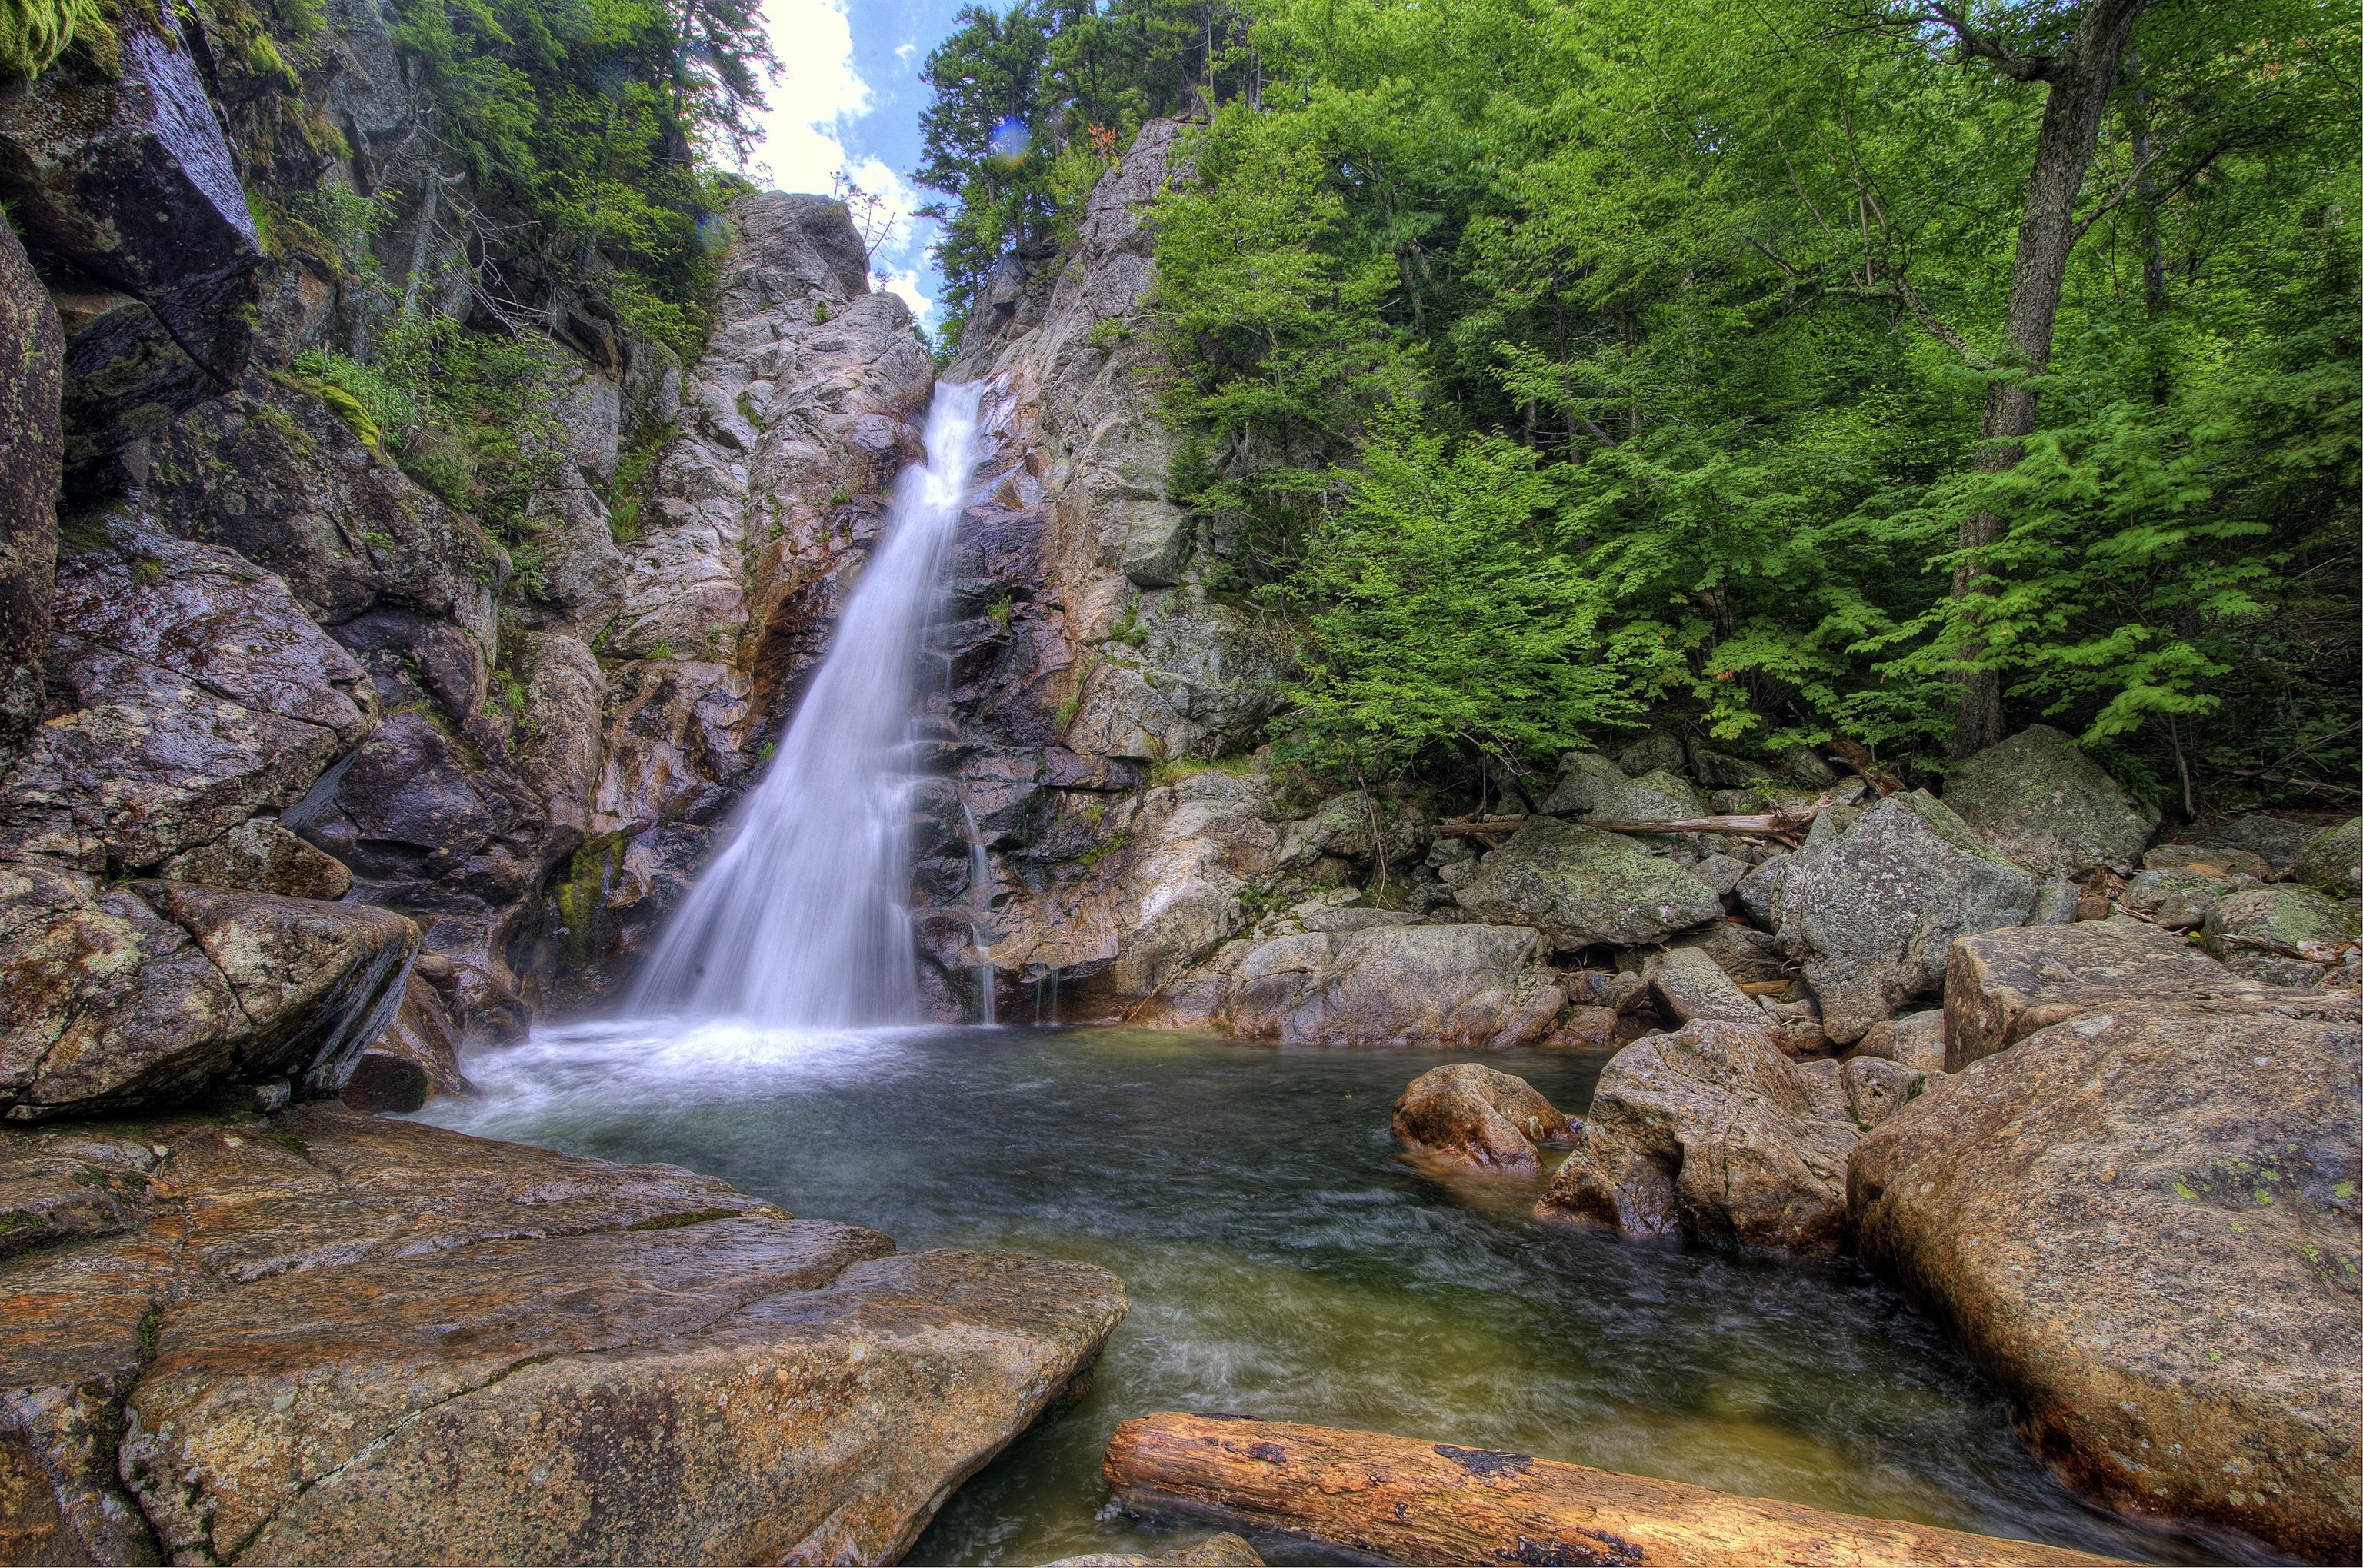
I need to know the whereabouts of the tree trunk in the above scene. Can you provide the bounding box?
[1104,1414,2134,1568]
[1948,0,2154,758]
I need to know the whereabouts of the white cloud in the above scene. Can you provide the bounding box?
[746,0,937,324]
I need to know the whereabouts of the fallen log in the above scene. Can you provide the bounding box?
[1103,1414,2133,1568]
[1438,796,1829,842]
[1433,814,1528,839]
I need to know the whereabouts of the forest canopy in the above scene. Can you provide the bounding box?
[915,0,2360,814]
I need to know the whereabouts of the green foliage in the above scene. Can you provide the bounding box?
[1125,0,2357,802]
[0,0,108,78]
[606,419,676,543]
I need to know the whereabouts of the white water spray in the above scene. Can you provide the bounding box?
[627,382,987,1026]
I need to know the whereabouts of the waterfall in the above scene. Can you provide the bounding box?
[627,381,987,1027]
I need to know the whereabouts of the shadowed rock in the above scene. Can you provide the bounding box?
[0,219,60,769]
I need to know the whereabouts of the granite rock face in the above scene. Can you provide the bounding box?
[1537,1020,1864,1252]
[1453,817,1725,950]
[1769,792,2039,1044]
[1941,725,2158,876]
[0,220,61,771]
[1943,917,2257,1071]
[1850,992,2363,1562]
[0,1107,1127,1565]
[1150,921,1567,1049]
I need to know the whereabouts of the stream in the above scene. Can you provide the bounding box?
[415,1022,2198,1566]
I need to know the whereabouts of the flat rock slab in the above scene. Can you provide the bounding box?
[1103,1413,2130,1567]
[1850,993,2363,1562]
[1943,917,2257,1071]
[0,1106,1125,1566]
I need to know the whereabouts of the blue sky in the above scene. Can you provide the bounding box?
[745,0,974,328]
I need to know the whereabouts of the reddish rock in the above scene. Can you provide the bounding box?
[1391,1064,1575,1171]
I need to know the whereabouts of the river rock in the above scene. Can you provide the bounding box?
[1943,917,2255,1071]
[340,973,474,1115]
[1941,725,2157,874]
[1,867,415,1120]
[2200,884,2354,986]
[0,1105,1126,1564]
[1454,817,1722,950]
[1155,923,1565,1049]
[1672,920,1791,985]
[1840,1055,1925,1128]
[158,817,355,901]
[1848,993,2363,1561]
[1391,1063,1575,1170]
[1769,791,2039,1044]
[1536,1019,1858,1252]
[1851,1009,1945,1074]
[2288,816,2363,895]
[1038,1533,1267,1568]
[1645,945,1763,1027]
[2118,865,2255,930]
[0,218,60,771]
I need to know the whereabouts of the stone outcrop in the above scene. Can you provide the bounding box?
[1941,725,2158,875]
[1849,992,2363,1562]
[0,1106,1127,1564]
[1536,1019,1865,1252]
[2201,884,2355,987]
[0,219,61,771]
[1150,920,1565,1049]
[1453,817,1724,950]
[1,865,415,1120]
[1943,917,2257,1070]
[1390,1063,1575,1170]
[2287,817,2361,894]
[1768,791,2038,1044]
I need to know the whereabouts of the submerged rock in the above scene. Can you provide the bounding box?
[1537,1019,1859,1252]
[1849,992,2363,1561]
[1941,725,2158,876]
[1453,817,1722,950]
[1153,922,1565,1050]
[1391,1063,1575,1170]
[0,1106,1126,1565]
[1769,792,2038,1044]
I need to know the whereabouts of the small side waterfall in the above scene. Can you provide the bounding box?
[627,382,987,1027]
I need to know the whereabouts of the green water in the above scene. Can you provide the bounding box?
[418,1022,2202,1566]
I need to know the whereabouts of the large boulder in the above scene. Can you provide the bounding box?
[339,972,475,1115]
[1540,752,1705,822]
[0,1106,1126,1564]
[0,513,377,873]
[1940,725,2158,875]
[0,866,415,1120]
[1275,789,1430,877]
[1453,817,1722,950]
[1851,1009,1946,1075]
[1943,917,2257,1071]
[2201,884,2354,987]
[1644,944,1764,1027]
[1848,993,2363,1562]
[2288,817,2363,896]
[1769,792,2039,1044]
[1391,1064,1575,1170]
[1535,1020,1864,1253]
[2118,864,2257,931]
[1154,923,1565,1049]
[158,816,354,901]
[0,219,61,771]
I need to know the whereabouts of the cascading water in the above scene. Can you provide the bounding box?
[626,381,988,1027]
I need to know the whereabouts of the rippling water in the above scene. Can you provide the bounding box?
[418,1024,2197,1566]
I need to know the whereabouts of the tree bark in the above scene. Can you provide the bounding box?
[1104,1413,2134,1568]
[1947,0,2154,758]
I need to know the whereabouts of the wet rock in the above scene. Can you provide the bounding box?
[0,1107,1127,1565]
[1155,923,1565,1050]
[0,865,415,1120]
[1391,1063,1575,1170]
[1940,725,2157,876]
[1645,945,1762,1027]
[0,8,263,471]
[505,629,607,837]
[1537,1019,1859,1252]
[158,816,354,901]
[1851,1010,1945,1075]
[2287,816,2363,895]
[1453,817,1722,950]
[1848,993,2363,1561]
[1768,792,2038,1044]
[2200,884,2354,986]
[1037,1532,1266,1568]
[0,218,61,770]
[2116,865,2252,930]
[342,971,473,1114]
[1944,917,2255,1072]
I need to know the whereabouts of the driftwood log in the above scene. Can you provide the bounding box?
[1437,794,1831,844]
[1103,1414,2132,1568]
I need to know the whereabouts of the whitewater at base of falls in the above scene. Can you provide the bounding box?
[626,381,988,1028]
